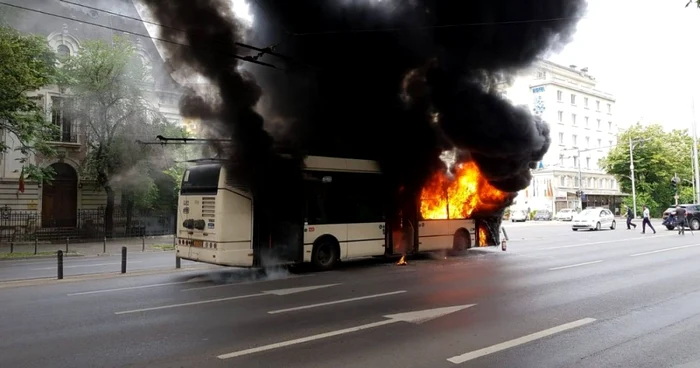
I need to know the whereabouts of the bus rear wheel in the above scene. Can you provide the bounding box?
[312,238,339,271]
[453,229,472,255]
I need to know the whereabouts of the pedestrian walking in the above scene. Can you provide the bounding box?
[626,205,637,230]
[675,205,687,235]
[641,205,655,234]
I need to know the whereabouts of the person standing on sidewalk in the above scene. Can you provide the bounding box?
[641,205,656,234]
[675,205,687,235]
[626,205,637,230]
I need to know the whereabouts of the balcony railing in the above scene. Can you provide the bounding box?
[50,121,78,143]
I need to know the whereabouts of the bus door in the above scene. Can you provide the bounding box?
[253,187,304,267]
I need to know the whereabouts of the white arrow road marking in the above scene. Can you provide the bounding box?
[268,290,407,314]
[446,318,597,364]
[68,280,205,296]
[114,284,339,315]
[217,304,476,360]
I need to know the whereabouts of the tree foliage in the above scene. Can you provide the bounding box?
[600,123,695,216]
[686,1,700,8]
[0,25,59,181]
[58,35,184,234]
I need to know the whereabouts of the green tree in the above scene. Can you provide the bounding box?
[0,25,59,181]
[600,123,694,217]
[58,35,179,236]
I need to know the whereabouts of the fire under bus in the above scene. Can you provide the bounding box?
[176,155,504,270]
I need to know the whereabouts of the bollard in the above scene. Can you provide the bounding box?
[175,256,181,269]
[57,250,64,280]
[65,237,69,253]
[142,236,145,252]
[121,246,127,274]
[34,238,38,255]
[9,241,13,254]
[103,237,106,254]
[501,226,509,241]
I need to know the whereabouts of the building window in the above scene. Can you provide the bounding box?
[585,136,590,147]
[597,119,601,130]
[559,156,564,167]
[559,132,564,144]
[609,140,613,147]
[586,157,590,169]
[50,96,76,143]
[596,100,600,111]
[585,116,589,128]
[571,113,577,125]
[574,177,579,187]
[571,94,576,105]
[584,97,589,108]
[573,156,578,168]
[560,176,565,186]
[607,103,611,113]
[56,44,70,60]
[572,134,577,146]
[557,90,563,101]
[608,121,613,130]
[558,111,563,122]
[598,138,602,147]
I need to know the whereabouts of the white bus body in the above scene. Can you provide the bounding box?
[176,156,478,269]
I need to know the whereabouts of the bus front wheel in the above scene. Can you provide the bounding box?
[312,238,339,271]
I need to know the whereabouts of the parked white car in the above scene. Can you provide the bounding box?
[572,208,616,231]
[555,208,575,221]
[510,210,528,222]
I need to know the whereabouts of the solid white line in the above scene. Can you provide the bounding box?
[630,243,700,257]
[180,274,313,292]
[548,260,603,271]
[218,319,398,359]
[68,280,201,296]
[446,318,597,364]
[267,290,407,314]
[115,293,262,315]
[539,233,674,251]
[32,261,143,270]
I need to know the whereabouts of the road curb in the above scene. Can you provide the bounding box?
[0,254,83,261]
[0,265,217,290]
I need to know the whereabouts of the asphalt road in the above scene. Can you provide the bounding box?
[2,219,700,367]
[0,251,199,281]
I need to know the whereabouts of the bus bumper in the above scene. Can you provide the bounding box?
[176,245,254,267]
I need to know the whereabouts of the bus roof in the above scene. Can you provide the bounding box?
[185,155,381,174]
[303,155,380,173]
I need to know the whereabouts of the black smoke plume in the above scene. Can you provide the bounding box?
[142,0,586,223]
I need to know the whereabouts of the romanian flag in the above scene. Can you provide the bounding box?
[18,167,25,193]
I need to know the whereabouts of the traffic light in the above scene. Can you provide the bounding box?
[671,177,678,192]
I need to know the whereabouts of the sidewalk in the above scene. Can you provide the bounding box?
[0,235,175,258]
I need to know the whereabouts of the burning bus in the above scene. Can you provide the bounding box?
[175,154,511,270]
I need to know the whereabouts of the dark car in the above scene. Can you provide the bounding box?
[662,204,700,230]
[533,210,552,221]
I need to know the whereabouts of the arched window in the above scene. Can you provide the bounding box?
[56,44,70,60]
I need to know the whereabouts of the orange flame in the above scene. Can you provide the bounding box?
[420,161,509,220]
[396,255,408,265]
[478,227,487,246]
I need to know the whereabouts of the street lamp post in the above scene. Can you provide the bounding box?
[629,137,637,219]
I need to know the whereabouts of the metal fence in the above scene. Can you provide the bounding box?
[0,206,175,244]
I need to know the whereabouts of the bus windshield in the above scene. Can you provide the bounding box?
[181,164,221,195]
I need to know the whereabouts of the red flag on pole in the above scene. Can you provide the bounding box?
[18,166,25,193]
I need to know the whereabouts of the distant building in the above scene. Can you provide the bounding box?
[0,0,183,232]
[503,60,624,214]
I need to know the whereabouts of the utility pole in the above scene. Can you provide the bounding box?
[629,136,638,218]
[577,149,583,210]
[692,97,700,203]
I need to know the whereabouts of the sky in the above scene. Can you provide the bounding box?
[546,0,700,132]
[137,0,700,133]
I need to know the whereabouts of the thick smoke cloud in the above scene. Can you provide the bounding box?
[142,0,586,219]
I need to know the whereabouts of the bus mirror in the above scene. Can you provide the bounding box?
[322,176,332,183]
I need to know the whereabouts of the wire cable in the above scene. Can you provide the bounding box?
[0,1,283,70]
[59,0,295,63]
